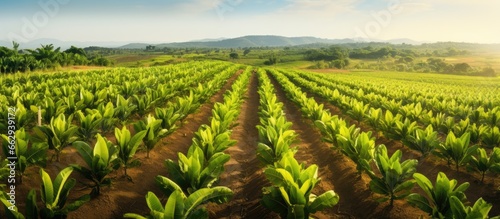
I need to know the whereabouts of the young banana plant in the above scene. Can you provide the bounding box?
[133,94,158,117]
[39,167,90,218]
[32,114,78,161]
[71,134,120,196]
[155,107,181,131]
[114,126,147,180]
[467,147,500,183]
[407,172,470,219]
[95,102,117,133]
[450,197,496,219]
[191,126,236,160]
[114,94,137,121]
[1,189,38,219]
[75,110,102,142]
[257,116,297,165]
[123,187,233,219]
[314,115,347,148]
[480,126,500,148]
[346,99,369,124]
[367,145,417,206]
[336,126,375,174]
[1,128,48,183]
[134,114,170,158]
[161,147,230,194]
[434,132,478,172]
[39,97,67,125]
[261,152,340,218]
[404,125,440,159]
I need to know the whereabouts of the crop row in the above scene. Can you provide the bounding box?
[268,69,498,218]
[255,69,339,218]
[0,62,242,218]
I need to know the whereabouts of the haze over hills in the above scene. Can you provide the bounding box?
[1,35,424,50]
[118,35,423,49]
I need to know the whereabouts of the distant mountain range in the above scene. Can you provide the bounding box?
[0,35,424,50]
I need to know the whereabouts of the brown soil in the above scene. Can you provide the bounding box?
[7,71,242,219]
[207,71,278,219]
[287,75,500,217]
[268,72,428,218]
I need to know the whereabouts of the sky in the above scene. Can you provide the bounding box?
[0,0,499,44]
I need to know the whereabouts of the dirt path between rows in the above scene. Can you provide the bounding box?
[286,74,500,217]
[268,72,426,218]
[207,71,278,219]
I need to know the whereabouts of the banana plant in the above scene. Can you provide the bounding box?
[379,110,403,137]
[124,187,233,219]
[314,115,347,147]
[450,197,497,219]
[75,110,102,142]
[367,145,417,206]
[366,108,382,132]
[134,94,158,117]
[211,103,239,134]
[14,101,35,130]
[484,110,500,128]
[346,100,369,124]
[261,152,339,218]
[71,134,120,196]
[95,102,117,133]
[172,91,200,122]
[440,116,456,134]
[467,147,500,183]
[39,167,90,218]
[391,118,418,141]
[404,125,440,159]
[480,126,500,148]
[161,147,230,194]
[336,126,375,174]
[114,126,147,180]
[452,118,470,137]
[114,94,137,121]
[32,114,78,161]
[39,97,67,125]
[134,114,170,158]
[257,116,297,165]
[191,126,236,160]
[434,132,478,172]
[1,189,38,219]
[155,107,181,131]
[407,172,470,219]
[1,128,48,183]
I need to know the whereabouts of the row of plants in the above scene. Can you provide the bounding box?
[255,69,340,218]
[308,70,500,113]
[268,69,498,218]
[285,70,500,147]
[0,62,242,218]
[0,61,238,134]
[294,70,500,131]
[123,66,253,218]
[280,69,500,183]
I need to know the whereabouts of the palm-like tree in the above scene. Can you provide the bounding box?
[29,44,61,69]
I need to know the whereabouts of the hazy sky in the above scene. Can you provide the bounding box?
[1,0,499,43]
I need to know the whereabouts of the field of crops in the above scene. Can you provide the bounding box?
[1,60,499,218]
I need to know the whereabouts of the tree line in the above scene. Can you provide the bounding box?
[0,42,113,74]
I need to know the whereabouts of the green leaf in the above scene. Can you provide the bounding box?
[407,193,433,214]
[308,190,339,213]
[146,192,164,212]
[40,168,55,205]
[184,187,233,216]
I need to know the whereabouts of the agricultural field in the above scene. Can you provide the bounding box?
[1,60,500,219]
